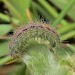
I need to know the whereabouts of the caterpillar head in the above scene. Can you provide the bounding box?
[9,22,60,58]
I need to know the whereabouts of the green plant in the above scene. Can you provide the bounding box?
[0,0,75,75]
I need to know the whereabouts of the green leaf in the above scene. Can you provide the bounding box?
[57,23,75,35]
[3,0,32,24]
[52,0,75,27]
[22,41,72,75]
[67,44,75,53]
[0,13,10,22]
[0,24,12,36]
[38,0,68,27]
[50,0,75,21]
[32,2,54,23]
[0,13,19,24]
[60,30,75,41]
[0,41,10,57]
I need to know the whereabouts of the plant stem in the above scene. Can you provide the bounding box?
[0,56,12,66]
[0,36,11,40]
[52,0,75,27]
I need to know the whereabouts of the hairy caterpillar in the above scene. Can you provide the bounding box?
[9,22,60,58]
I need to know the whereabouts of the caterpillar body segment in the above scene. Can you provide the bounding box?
[9,23,60,58]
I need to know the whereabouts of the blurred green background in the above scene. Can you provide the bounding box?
[0,0,75,75]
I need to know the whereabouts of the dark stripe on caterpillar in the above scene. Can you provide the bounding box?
[9,22,60,58]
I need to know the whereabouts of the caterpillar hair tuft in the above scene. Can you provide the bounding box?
[9,22,60,58]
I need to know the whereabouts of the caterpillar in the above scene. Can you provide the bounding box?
[9,22,60,58]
